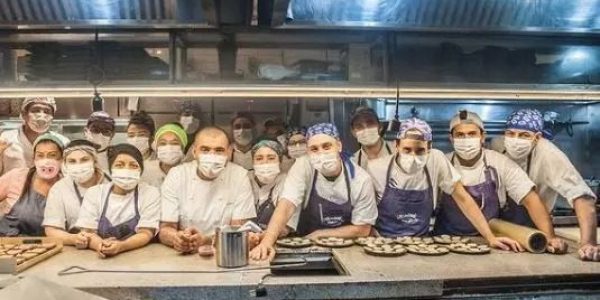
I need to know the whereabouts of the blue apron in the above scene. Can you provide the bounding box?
[433,154,501,235]
[0,169,47,236]
[255,187,276,230]
[296,165,352,236]
[375,156,434,237]
[97,185,141,240]
[500,152,536,227]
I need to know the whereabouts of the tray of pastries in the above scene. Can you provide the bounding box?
[433,235,471,245]
[406,244,450,256]
[447,242,491,255]
[354,237,394,246]
[313,237,354,248]
[363,244,407,257]
[395,236,434,245]
[0,237,62,273]
[276,237,313,248]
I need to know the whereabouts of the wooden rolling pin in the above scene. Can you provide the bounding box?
[489,219,547,253]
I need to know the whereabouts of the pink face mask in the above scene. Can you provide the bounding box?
[35,158,61,180]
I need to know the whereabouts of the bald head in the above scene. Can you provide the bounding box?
[193,126,232,159]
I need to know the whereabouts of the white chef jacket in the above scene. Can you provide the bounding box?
[75,182,161,233]
[280,156,378,230]
[446,149,535,207]
[352,140,396,169]
[43,171,110,231]
[491,137,597,210]
[160,161,256,236]
[0,128,69,176]
[367,149,462,209]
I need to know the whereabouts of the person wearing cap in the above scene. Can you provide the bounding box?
[350,106,394,169]
[434,110,567,253]
[263,117,287,144]
[84,111,116,173]
[159,126,256,254]
[43,140,110,246]
[250,123,378,261]
[229,112,257,170]
[141,123,188,188]
[280,126,307,172]
[75,144,160,258]
[249,139,287,230]
[0,133,64,236]
[491,108,599,261]
[366,118,522,251]
[126,111,156,162]
[0,97,69,176]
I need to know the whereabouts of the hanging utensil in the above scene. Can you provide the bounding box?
[386,79,402,133]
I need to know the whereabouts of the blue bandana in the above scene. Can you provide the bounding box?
[506,109,543,133]
[306,123,340,140]
[397,118,433,141]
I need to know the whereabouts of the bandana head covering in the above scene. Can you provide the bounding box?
[306,123,340,140]
[397,118,433,141]
[155,123,189,150]
[21,97,57,113]
[287,126,306,139]
[63,139,99,160]
[107,143,144,173]
[87,111,115,129]
[251,139,284,158]
[33,132,65,153]
[506,109,544,133]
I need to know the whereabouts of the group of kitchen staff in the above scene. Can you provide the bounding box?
[0,97,598,262]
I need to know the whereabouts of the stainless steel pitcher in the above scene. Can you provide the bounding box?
[215,225,248,268]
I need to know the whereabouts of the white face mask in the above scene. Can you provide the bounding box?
[453,137,482,160]
[127,137,150,155]
[35,158,61,180]
[309,152,341,176]
[157,145,184,166]
[27,112,53,133]
[398,153,428,174]
[504,137,534,160]
[180,116,194,131]
[197,154,228,179]
[85,130,111,151]
[65,161,95,184]
[254,163,281,185]
[111,169,141,191]
[288,144,307,158]
[356,127,380,146]
[233,129,253,147]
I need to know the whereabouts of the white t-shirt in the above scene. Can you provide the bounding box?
[161,161,256,236]
[75,182,161,233]
[231,146,253,170]
[491,137,596,210]
[43,171,110,231]
[0,128,69,176]
[446,149,535,207]
[141,159,169,188]
[280,156,378,230]
[248,171,286,208]
[352,140,395,169]
[367,149,461,209]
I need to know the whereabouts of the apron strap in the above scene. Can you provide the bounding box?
[73,182,84,204]
[385,141,392,155]
[306,162,352,209]
[101,185,140,221]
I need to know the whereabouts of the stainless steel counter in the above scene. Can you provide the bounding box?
[0,229,598,299]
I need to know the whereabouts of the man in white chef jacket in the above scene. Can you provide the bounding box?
[250,123,378,261]
[0,97,69,176]
[159,126,256,254]
[350,106,395,169]
[435,110,567,253]
[492,108,599,261]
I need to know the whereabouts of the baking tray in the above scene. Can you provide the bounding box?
[0,237,63,274]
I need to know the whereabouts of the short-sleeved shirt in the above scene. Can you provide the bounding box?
[367,149,462,209]
[75,182,161,233]
[446,149,535,207]
[160,161,256,236]
[43,172,110,231]
[491,137,596,210]
[280,156,378,230]
[351,140,395,169]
